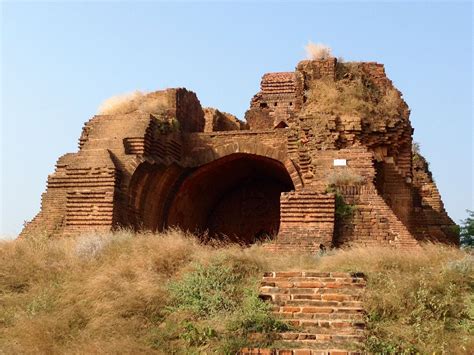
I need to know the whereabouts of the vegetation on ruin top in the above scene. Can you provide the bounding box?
[302,62,408,130]
[1,231,472,353]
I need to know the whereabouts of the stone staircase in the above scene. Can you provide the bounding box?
[241,272,366,355]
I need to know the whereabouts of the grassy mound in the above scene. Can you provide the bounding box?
[303,62,405,120]
[1,231,472,354]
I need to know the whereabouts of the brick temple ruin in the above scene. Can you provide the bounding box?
[21,58,459,249]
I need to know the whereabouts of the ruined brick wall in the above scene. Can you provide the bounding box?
[173,88,205,132]
[411,153,458,244]
[21,90,201,238]
[21,58,457,248]
[296,57,337,83]
[245,72,300,129]
[203,108,248,132]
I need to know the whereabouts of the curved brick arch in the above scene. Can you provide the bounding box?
[167,153,296,244]
[190,142,303,189]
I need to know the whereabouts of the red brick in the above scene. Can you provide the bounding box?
[277,351,293,355]
[322,294,346,301]
[301,307,334,313]
[275,272,303,277]
[294,281,324,288]
[293,350,312,355]
[275,281,294,288]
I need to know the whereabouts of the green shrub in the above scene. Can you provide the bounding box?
[460,210,474,248]
[167,259,247,318]
[335,193,357,219]
[227,288,290,335]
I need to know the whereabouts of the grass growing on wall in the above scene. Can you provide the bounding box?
[302,62,406,127]
[1,230,472,353]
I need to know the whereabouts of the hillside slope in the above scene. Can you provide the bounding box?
[1,231,472,353]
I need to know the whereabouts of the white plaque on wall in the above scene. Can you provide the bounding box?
[333,159,347,166]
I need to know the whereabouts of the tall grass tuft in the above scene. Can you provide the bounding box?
[305,41,332,60]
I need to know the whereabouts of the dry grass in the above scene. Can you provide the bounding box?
[97,91,168,116]
[305,41,332,60]
[98,91,146,115]
[326,169,366,187]
[318,245,473,353]
[303,62,404,124]
[0,231,472,353]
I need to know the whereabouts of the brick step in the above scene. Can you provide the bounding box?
[273,306,364,317]
[261,287,365,295]
[240,349,361,355]
[262,283,365,289]
[279,294,362,302]
[273,312,365,322]
[282,300,363,308]
[285,319,365,331]
[263,273,365,283]
[277,332,364,343]
[262,274,365,280]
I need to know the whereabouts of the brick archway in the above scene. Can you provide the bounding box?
[187,142,303,189]
[127,150,299,244]
[167,153,296,244]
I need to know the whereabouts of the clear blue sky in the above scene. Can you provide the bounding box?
[1,1,472,237]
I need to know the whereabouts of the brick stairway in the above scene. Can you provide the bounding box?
[241,272,366,355]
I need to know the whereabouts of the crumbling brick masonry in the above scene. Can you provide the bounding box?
[21,58,459,249]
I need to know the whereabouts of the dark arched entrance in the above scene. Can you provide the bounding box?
[166,153,294,244]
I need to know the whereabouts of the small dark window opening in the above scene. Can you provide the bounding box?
[289,102,293,106]
[274,102,278,106]
[260,102,268,108]
[274,121,289,129]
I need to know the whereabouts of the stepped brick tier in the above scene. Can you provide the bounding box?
[21,58,458,249]
[241,271,367,354]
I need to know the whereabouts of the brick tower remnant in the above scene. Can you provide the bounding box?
[21,58,459,249]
